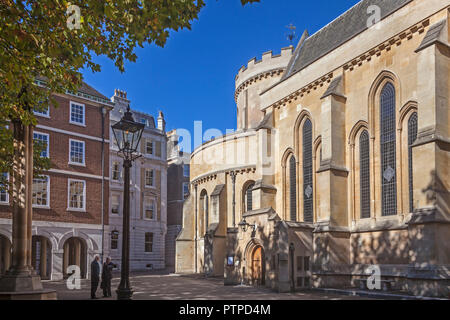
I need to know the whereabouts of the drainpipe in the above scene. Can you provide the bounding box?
[231,172,236,227]
[101,106,106,262]
[194,184,198,273]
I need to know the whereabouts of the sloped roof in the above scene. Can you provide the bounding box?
[283,0,413,80]
[415,19,447,52]
[211,184,226,197]
[36,75,109,101]
[78,81,109,100]
[320,76,345,99]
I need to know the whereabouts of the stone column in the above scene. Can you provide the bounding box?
[0,123,43,293]
[4,241,11,274]
[26,125,33,272]
[63,242,69,277]
[40,239,47,279]
[74,240,81,269]
[194,184,198,273]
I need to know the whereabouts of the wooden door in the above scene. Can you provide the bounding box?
[252,247,262,285]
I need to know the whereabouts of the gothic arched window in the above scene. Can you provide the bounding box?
[246,183,255,212]
[408,112,418,213]
[303,119,313,223]
[289,156,297,221]
[380,83,397,216]
[359,130,371,219]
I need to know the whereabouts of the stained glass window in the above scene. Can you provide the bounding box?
[303,119,313,222]
[380,83,397,216]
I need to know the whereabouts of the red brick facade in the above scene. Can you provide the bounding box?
[0,93,111,226]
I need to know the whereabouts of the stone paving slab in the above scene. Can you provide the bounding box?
[43,272,375,300]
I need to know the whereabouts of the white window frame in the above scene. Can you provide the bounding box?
[183,182,190,198]
[33,131,50,158]
[144,169,154,188]
[111,231,119,251]
[67,179,86,212]
[34,105,50,118]
[69,101,86,126]
[144,232,154,253]
[143,197,156,221]
[0,173,9,205]
[32,175,50,209]
[112,161,121,181]
[183,164,190,178]
[145,140,154,155]
[111,194,121,215]
[69,139,86,166]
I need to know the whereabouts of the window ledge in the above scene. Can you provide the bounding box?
[34,114,50,119]
[67,208,86,213]
[33,205,51,210]
[68,162,86,167]
[69,121,86,127]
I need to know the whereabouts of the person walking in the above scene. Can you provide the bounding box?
[101,257,114,298]
[90,255,101,299]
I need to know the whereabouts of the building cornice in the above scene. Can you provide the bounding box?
[192,165,256,185]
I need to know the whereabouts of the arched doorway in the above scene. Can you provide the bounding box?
[250,246,265,286]
[32,236,52,280]
[63,237,87,279]
[0,235,11,275]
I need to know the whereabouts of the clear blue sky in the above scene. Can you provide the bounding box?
[82,0,359,151]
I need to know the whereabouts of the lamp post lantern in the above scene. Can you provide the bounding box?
[238,218,257,233]
[111,105,144,300]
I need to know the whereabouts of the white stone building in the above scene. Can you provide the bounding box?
[108,90,168,271]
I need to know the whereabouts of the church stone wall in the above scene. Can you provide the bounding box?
[177,0,450,297]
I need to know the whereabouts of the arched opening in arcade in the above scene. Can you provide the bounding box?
[31,235,52,280]
[63,237,87,279]
[0,234,11,275]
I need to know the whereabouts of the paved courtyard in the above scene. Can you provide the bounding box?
[43,271,374,300]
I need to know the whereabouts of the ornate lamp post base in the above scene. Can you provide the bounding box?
[116,288,133,300]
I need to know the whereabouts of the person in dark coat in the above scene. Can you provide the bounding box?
[101,257,114,298]
[90,255,101,299]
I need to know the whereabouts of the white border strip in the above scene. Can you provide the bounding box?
[36,124,110,143]
[48,169,109,181]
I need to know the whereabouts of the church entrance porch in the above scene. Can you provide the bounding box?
[251,246,264,286]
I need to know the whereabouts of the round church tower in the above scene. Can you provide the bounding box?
[235,46,293,130]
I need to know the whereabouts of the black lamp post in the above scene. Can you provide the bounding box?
[111,105,144,300]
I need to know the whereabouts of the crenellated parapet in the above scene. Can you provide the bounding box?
[235,46,293,98]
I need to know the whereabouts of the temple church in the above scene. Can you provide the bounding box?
[176,0,450,297]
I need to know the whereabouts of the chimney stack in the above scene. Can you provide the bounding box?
[157,111,165,132]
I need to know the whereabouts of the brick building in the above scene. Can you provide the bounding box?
[0,80,112,280]
[108,90,168,271]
